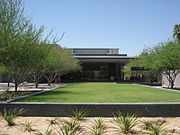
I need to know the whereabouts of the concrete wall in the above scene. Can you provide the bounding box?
[162,72,180,88]
[0,103,180,117]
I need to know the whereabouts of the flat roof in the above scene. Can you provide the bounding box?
[71,48,119,50]
[74,55,134,63]
[74,54,127,56]
[74,55,133,59]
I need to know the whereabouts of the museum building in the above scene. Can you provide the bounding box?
[63,48,134,81]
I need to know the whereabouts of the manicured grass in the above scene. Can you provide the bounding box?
[19,83,180,103]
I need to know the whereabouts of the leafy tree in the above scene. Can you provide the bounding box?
[129,41,180,88]
[173,24,180,40]
[158,41,180,88]
[29,44,50,88]
[54,48,81,83]
[44,45,80,86]
[43,45,63,86]
[124,47,162,83]
[0,0,55,91]
[1,27,48,91]
[0,0,30,91]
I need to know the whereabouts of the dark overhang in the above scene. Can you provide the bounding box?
[74,54,127,56]
[70,47,134,63]
[74,56,133,59]
[74,55,134,63]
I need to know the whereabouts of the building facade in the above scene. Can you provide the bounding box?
[63,48,134,81]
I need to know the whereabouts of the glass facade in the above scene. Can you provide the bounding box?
[80,63,110,80]
[62,62,123,81]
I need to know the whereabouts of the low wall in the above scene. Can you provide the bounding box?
[0,103,180,117]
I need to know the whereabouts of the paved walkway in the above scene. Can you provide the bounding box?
[0,83,71,103]
[0,83,69,92]
[135,83,180,93]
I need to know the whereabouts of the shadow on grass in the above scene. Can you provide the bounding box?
[18,90,76,102]
[42,90,76,96]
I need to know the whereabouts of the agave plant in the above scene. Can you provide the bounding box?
[35,126,55,135]
[88,118,107,135]
[0,108,26,126]
[22,121,34,132]
[71,107,88,121]
[47,117,59,126]
[58,120,83,135]
[113,113,138,135]
[146,123,165,135]
[141,120,154,130]
[35,129,54,135]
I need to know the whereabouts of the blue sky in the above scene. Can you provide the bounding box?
[24,0,180,56]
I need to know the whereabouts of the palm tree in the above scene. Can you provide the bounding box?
[173,24,180,40]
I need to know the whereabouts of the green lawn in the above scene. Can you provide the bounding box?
[19,83,180,103]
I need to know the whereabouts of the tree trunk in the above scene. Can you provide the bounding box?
[7,75,11,87]
[55,76,61,84]
[15,82,18,92]
[48,81,51,86]
[170,81,174,89]
[35,82,39,88]
[34,75,39,88]
[58,78,61,83]
[55,77,58,84]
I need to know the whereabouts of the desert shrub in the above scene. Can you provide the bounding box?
[71,107,88,121]
[0,91,32,101]
[47,117,59,126]
[0,108,26,126]
[58,120,83,135]
[35,129,54,135]
[113,113,138,135]
[141,120,154,130]
[147,123,166,135]
[22,121,35,132]
[88,118,107,135]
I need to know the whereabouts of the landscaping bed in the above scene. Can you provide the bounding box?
[0,83,66,102]
[0,116,180,135]
[0,106,180,135]
[0,91,34,102]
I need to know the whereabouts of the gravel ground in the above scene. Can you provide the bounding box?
[0,117,180,135]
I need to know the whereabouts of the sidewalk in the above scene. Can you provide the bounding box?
[135,83,180,93]
[0,83,68,92]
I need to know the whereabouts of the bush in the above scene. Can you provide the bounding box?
[113,113,138,134]
[88,118,107,135]
[0,108,26,126]
[71,107,88,121]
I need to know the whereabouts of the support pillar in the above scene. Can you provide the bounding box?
[115,63,121,81]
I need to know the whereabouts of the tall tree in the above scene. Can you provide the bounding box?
[0,0,55,91]
[173,24,180,40]
[30,44,50,88]
[44,45,80,86]
[0,0,30,91]
[158,41,180,88]
[130,41,180,89]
